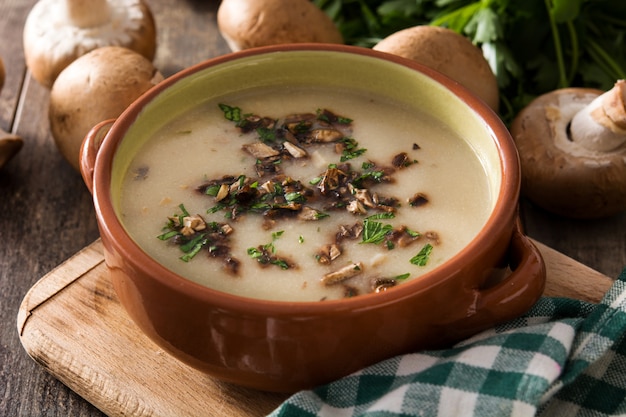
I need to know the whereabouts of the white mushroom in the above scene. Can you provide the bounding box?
[217,0,343,52]
[23,0,156,88]
[373,26,500,112]
[510,80,626,218]
[49,46,163,171]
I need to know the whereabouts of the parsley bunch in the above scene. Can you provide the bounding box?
[314,0,626,123]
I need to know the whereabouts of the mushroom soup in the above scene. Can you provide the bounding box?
[118,86,493,302]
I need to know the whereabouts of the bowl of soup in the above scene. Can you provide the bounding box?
[80,44,545,392]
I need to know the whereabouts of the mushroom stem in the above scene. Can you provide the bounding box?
[570,80,626,152]
[64,0,112,28]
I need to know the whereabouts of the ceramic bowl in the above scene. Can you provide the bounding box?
[80,44,545,392]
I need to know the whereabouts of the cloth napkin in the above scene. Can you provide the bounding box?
[269,267,626,417]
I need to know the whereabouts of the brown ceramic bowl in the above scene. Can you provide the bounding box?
[80,44,545,393]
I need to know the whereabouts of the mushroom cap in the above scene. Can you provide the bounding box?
[49,46,163,171]
[373,26,499,112]
[217,0,343,52]
[23,0,157,88]
[510,88,626,218]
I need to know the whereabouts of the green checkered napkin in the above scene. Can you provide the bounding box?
[269,267,626,417]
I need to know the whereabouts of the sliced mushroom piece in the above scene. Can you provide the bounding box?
[297,206,326,221]
[372,278,397,293]
[317,165,347,194]
[283,141,308,158]
[408,193,429,207]
[315,243,342,265]
[352,187,377,208]
[215,183,230,202]
[336,222,364,242]
[346,199,367,215]
[309,128,344,143]
[511,81,626,218]
[242,142,280,159]
[321,262,364,286]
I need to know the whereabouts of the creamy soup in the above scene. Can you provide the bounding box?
[119,86,492,301]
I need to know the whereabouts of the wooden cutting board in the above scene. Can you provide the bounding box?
[17,239,614,417]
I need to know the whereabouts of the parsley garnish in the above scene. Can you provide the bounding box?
[410,244,433,266]
[247,232,293,270]
[256,127,276,143]
[362,217,393,244]
[219,103,241,122]
[340,137,367,161]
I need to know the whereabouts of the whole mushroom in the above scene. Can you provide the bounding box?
[49,46,163,171]
[217,0,343,52]
[510,80,626,218]
[23,0,156,88]
[373,26,500,113]
[0,56,24,169]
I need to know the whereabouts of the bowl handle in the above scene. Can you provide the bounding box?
[446,225,546,339]
[80,119,115,194]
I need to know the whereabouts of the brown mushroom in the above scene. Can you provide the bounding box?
[217,0,344,52]
[23,0,156,88]
[373,26,499,112]
[0,56,24,169]
[49,46,163,171]
[510,80,626,218]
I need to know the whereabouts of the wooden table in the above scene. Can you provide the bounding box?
[1,1,624,416]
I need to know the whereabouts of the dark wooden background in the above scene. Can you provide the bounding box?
[1,0,624,415]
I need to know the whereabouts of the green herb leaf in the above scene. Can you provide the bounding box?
[285,192,306,203]
[219,103,241,122]
[247,247,263,259]
[339,137,367,161]
[315,0,626,125]
[181,237,208,262]
[256,127,276,143]
[157,230,179,241]
[180,234,206,253]
[362,218,393,244]
[271,259,290,270]
[410,243,433,266]
[366,212,395,220]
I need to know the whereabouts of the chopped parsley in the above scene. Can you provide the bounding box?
[410,244,433,266]
[362,216,394,245]
[218,103,241,122]
[247,233,293,270]
[339,137,367,161]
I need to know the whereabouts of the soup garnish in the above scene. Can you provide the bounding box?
[120,87,491,302]
[156,104,434,294]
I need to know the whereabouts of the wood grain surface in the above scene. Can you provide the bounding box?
[15,239,613,417]
[1,0,625,416]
